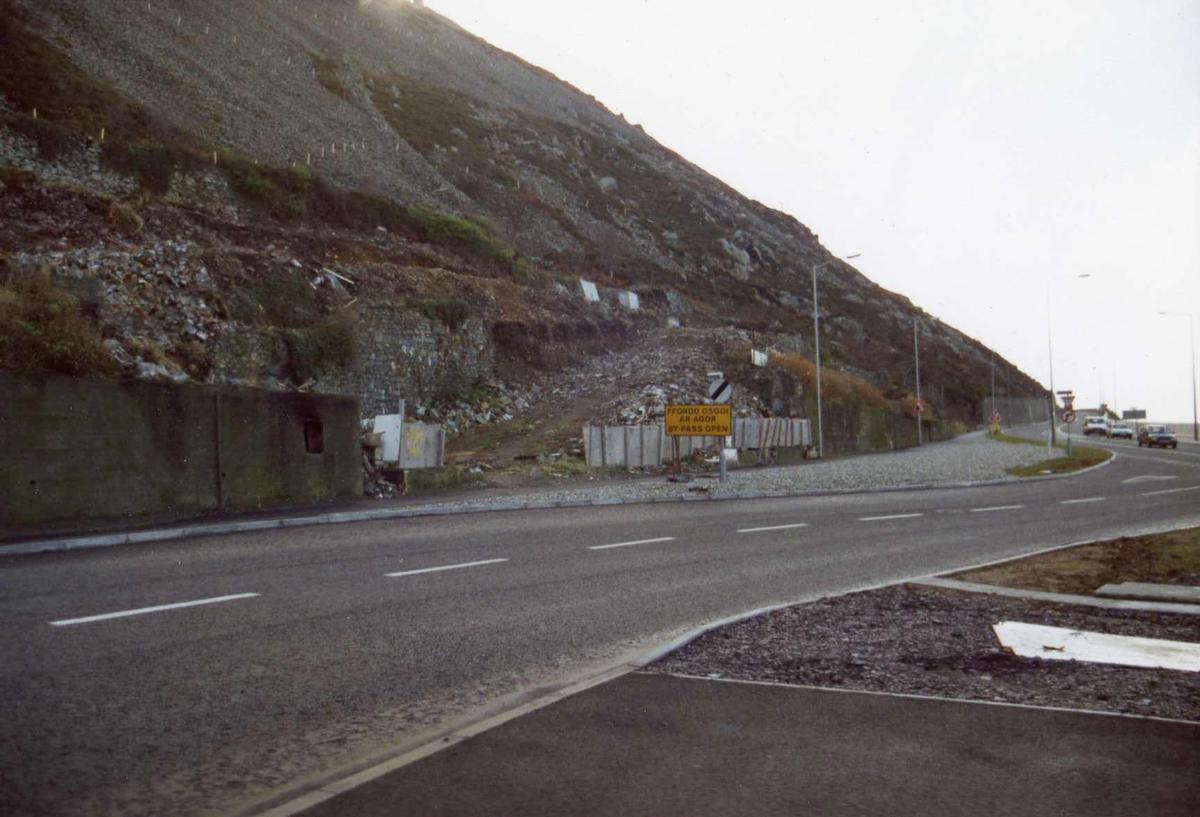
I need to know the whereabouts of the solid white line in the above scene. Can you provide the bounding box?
[859,513,924,522]
[969,505,1025,513]
[1141,485,1200,497]
[1061,497,1104,505]
[588,537,676,551]
[386,558,508,578]
[50,593,260,627]
[737,523,809,534]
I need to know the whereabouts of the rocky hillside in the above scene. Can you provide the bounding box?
[0,0,1042,433]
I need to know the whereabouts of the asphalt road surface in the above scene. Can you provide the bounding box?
[2,432,1198,817]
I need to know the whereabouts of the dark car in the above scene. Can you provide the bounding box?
[1138,424,1178,449]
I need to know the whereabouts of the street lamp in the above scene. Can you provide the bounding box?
[1157,311,1198,442]
[811,252,862,458]
[1045,273,1091,455]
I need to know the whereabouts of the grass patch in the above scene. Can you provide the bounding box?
[280,316,357,383]
[952,527,1200,595]
[221,154,310,220]
[0,267,118,377]
[769,351,888,408]
[403,465,486,495]
[539,456,589,479]
[408,204,512,261]
[1006,443,1111,477]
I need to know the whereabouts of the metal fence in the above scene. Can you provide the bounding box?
[583,418,811,468]
[978,397,1052,428]
[371,415,446,469]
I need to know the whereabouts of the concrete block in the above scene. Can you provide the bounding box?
[1095,582,1200,605]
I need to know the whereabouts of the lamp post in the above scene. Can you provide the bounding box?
[1045,273,1091,455]
[914,318,923,445]
[811,252,862,458]
[1158,311,1198,441]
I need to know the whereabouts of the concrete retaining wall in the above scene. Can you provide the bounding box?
[0,373,360,529]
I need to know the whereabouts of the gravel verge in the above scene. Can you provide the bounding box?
[644,583,1199,722]
[402,433,1053,512]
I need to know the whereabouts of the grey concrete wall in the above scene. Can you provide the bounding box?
[0,374,360,529]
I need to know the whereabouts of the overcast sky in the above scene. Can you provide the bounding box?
[427,0,1200,424]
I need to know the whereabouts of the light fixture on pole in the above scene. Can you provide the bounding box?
[914,318,923,445]
[1157,310,1198,442]
[1045,273,1091,455]
[810,252,862,458]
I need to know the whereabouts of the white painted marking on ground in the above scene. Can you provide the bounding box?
[1141,485,1200,497]
[858,513,924,522]
[736,523,809,534]
[50,593,260,627]
[1121,475,1178,485]
[1060,497,1104,505]
[386,558,508,578]
[588,537,676,551]
[992,621,1200,672]
[969,505,1025,513]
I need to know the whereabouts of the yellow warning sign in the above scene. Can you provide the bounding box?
[665,404,733,437]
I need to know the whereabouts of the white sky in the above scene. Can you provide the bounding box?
[426,0,1200,423]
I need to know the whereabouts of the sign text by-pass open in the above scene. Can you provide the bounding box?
[665,404,733,437]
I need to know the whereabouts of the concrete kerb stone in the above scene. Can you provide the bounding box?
[912,576,1200,616]
[0,448,1120,558]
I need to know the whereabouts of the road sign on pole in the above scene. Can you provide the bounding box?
[1060,409,1076,423]
[706,371,731,404]
[665,405,733,437]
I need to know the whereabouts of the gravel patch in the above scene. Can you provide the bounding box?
[402,433,1055,512]
[644,583,1200,721]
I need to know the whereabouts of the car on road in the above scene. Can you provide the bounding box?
[1108,422,1134,439]
[1083,416,1110,436]
[1138,425,1178,448]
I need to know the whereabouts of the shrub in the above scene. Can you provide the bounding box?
[3,114,77,160]
[281,316,357,383]
[412,298,471,332]
[770,352,887,408]
[101,140,201,195]
[306,178,420,234]
[408,204,512,261]
[311,53,351,101]
[0,268,118,376]
[222,155,309,220]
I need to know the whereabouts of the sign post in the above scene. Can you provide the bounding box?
[989,410,1002,435]
[666,404,734,482]
[1057,390,1075,456]
[705,372,732,482]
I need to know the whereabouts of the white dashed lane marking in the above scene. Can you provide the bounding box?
[859,513,924,522]
[737,523,809,534]
[386,558,508,578]
[588,537,676,551]
[969,505,1025,513]
[1060,497,1105,505]
[51,593,260,627]
[1141,485,1200,497]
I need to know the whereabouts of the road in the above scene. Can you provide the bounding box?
[2,433,1198,816]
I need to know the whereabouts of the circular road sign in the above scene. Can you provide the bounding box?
[1060,409,1077,423]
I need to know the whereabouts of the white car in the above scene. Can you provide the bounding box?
[1108,422,1134,439]
[1082,416,1110,436]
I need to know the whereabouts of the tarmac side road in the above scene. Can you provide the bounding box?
[300,673,1200,817]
